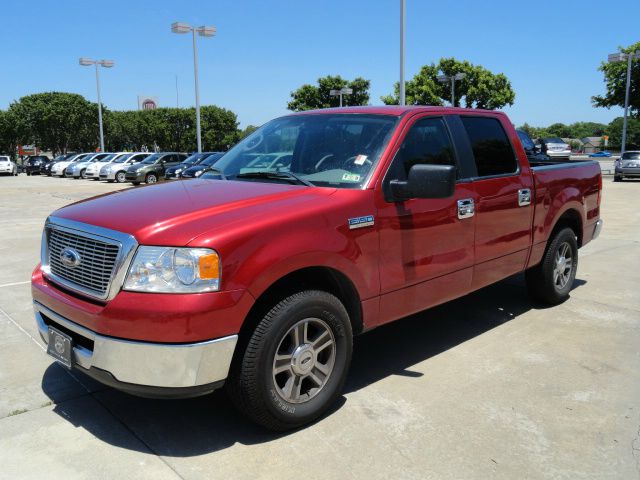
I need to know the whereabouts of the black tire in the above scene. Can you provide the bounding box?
[525,227,578,305]
[132,181,141,186]
[227,290,353,431]
[146,173,158,184]
[107,179,114,183]
[115,171,126,183]
[613,175,622,182]
[80,169,86,179]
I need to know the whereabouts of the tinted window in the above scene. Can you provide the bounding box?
[517,131,535,150]
[461,117,517,177]
[621,152,640,160]
[391,117,456,180]
[543,137,565,144]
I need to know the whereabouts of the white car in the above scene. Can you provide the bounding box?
[99,152,151,183]
[84,152,128,179]
[65,153,112,179]
[51,153,91,177]
[0,156,18,176]
[540,137,572,158]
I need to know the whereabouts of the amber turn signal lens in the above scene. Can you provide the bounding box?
[198,253,220,280]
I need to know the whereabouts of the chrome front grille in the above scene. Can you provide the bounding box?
[47,228,120,297]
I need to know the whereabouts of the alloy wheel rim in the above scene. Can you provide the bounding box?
[116,172,125,182]
[148,175,157,183]
[553,241,573,290]
[272,318,336,404]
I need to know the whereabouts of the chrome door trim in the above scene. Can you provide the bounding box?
[457,198,475,219]
[518,188,532,206]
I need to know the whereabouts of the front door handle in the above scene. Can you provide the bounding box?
[518,188,532,206]
[457,198,475,219]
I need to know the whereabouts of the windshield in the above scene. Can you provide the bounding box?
[0,157,9,162]
[182,152,208,166]
[52,155,66,162]
[544,137,565,144]
[200,153,225,167]
[96,154,115,162]
[141,153,162,164]
[212,114,398,188]
[71,154,88,163]
[112,153,132,164]
[621,152,640,160]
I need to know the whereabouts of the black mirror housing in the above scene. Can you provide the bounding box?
[389,164,456,201]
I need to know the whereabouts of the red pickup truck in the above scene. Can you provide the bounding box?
[32,106,602,430]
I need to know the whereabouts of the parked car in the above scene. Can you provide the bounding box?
[32,106,603,431]
[99,152,151,183]
[164,152,219,179]
[539,137,572,158]
[85,152,127,180]
[589,151,612,158]
[65,153,112,179]
[614,151,640,182]
[50,153,91,177]
[24,155,51,175]
[516,130,552,163]
[125,152,187,184]
[180,152,225,178]
[41,153,77,176]
[0,156,18,176]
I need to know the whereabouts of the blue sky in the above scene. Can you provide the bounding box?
[0,0,638,128]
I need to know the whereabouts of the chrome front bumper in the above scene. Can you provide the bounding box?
[592,219,603,241]
[34,301,238,390]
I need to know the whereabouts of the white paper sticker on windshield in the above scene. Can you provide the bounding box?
[354,154,368,165]
[342,173,361,182]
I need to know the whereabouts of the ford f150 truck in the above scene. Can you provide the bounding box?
[32,106,602,431]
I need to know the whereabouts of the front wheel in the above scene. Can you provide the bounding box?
[115,171,126,183]
[525,227,578,305]
[227,290,353,431]
[613,175,622,182]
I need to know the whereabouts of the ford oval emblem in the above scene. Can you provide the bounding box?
[60,247,82,268]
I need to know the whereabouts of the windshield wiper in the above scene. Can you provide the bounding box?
[235,171,314,186]
[202,167,227,180]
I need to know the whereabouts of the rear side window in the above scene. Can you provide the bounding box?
[461,117,517,177]
[391,117,456,180]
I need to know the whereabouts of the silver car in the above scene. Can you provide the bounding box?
[85,152,128,179]
[614,151,640,182]
[99,152,151,183]
[540,137,572,159]
[65,153,112,179]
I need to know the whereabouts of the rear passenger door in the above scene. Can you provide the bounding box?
[458,115,534,289]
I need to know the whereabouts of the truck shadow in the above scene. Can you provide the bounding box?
[41,273,586,457]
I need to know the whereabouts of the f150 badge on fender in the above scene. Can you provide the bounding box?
[348,215,375,229]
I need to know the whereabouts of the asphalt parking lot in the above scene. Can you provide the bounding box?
[1,174,639,480]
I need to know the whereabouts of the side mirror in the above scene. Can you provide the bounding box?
[389,164,456,201]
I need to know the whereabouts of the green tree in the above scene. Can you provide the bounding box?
[605,117,640,149]
[568,122,607,139]
[592,41,640,117]
[8,92,100,153]
[382,58,515,109]
[240,125,259,139]
[288,75,371,111]
[0,110,18,158]
[546,123,572,138]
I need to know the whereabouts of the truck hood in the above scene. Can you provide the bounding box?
[52,179,337,246]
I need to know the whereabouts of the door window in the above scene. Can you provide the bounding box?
[461,117,517,177]
[389,117,456,181]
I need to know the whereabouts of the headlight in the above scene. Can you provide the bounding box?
[194,169,204,177]
[123,246,220,293]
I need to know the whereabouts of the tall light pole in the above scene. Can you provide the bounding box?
[399,0,406,106]
[608,51,639,154]
[171,22,216,153]
[437,72,466,107]
[79,58,114,152]
[329,88,353,107]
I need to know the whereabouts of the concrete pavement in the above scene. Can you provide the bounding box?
[0,174,639,480]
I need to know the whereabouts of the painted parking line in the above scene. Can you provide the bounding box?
[0,280,31,289]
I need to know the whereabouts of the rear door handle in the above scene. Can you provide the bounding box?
[457,199,475,219]
[518,188,532,206]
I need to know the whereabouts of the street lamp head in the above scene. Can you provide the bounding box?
[329,89,340,96]
[608,52,627,63]
[171,22,192,34]
[196,26,217,37]
[436,75,449,83]
[340,88,353,95]
[99,60,115,68]
[79,57,95,66]
[454,73,466,81]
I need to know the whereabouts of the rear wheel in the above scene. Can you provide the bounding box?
[80,169,87,179]
[613,175,622,182]
[132,181,141,186]
[115,171,126,183]
[146,173,158,184]
[227,290,353,431]
[525,227,578,305]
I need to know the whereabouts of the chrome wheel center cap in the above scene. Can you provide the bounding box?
[291,344,315,376]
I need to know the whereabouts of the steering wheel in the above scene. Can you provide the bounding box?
[243,133,263,151]
[315,154,335,171]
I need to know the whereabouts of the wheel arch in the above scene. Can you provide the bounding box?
[551,207,583,247]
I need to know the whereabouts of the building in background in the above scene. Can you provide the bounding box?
[137,95,159,110]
